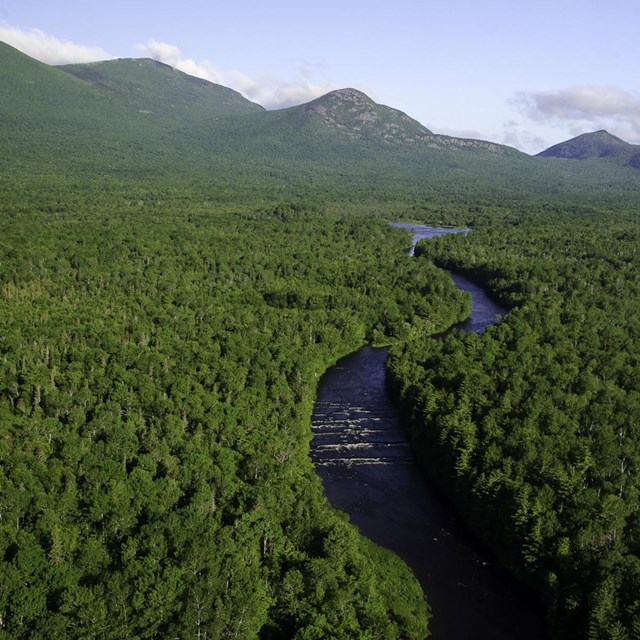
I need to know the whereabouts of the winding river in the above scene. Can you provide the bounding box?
[310,225,546,639]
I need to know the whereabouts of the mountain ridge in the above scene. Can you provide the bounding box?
[537,130,640,169]
[303,87,434,142]
[58,57,265,122]
[1,39,639,197]
[4,39,639,161]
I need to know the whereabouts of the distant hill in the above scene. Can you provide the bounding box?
[0,41,195,175]
[0,40,524,182]
[537,130,640,170]
[294,88,517,155]
[1,39,640,202]
[0,42,265,179]
[184,84,524,175]
[0,40,125,139]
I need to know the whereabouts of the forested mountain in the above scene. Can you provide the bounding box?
[2,36,640,640]
[56,54,516,157]
[59,58,265,121]
[0,42,199,176]
[2,40,640,201]
[537,130,640,170]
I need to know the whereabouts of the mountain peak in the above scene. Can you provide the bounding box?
[537,130,632,160]
[591,129,621,138]
[305,88,381,119]
[302,87,433,142]
[316,87,373,102]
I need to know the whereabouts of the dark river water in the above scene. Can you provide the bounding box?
[310,225,546,639]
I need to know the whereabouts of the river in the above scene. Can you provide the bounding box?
[310,225,546,639]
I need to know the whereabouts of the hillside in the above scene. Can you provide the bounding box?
[1,39,640,205]
[537,130,640,170]
[0,39,532,201]
[273,88,520,155]
[302,88,434,142]
[59,58,264,123]
[0,42,194,176]
[0,42,128,149]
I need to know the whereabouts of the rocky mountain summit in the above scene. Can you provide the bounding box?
[303,88,433,143]
[303,88,515,155]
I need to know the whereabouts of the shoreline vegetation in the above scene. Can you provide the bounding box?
[388,213,640,639]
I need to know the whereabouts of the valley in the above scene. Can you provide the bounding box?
[1,40,640,639]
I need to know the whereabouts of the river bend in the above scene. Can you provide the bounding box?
[310,225,545,639]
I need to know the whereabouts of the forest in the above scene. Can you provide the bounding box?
[0,182,474,639]
[3,40,640,640]
[3,168,640,639]
[388,206,640,639]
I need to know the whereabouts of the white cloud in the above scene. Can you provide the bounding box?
[135,38,339,109]
[514,85,640,145]
[437,126,489,141]
[521,86,640,120]
[241,76,340,110]
[0,24,112,64]
[135,38,226,85]
[499,120,549,155]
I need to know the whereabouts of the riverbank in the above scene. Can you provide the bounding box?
[310,224,545,638]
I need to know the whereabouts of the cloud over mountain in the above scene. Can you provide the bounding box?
[515,85,640,144]
[0,24,112,64]
[0,26,340,112]
[135,38,339,110]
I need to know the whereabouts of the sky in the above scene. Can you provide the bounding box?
[1,0,639,154]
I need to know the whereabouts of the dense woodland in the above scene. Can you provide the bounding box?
[388,207,640,639]
[0,181,474,639]
[3,174,640,639]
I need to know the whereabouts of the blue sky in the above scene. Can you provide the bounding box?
[1,0,639,153]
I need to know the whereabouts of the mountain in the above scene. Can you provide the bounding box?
[1,39,639,202]
[0,40,125,139]
[176,83,520,160]
[537,130,640,169]
[290,88,518,155]
[182,84,524,178]
[0,42,265,179]
[302,88,434,142]
[58,58,264,123]
[0,40,526,187]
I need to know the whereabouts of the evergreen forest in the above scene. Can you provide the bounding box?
[387,208,640,639]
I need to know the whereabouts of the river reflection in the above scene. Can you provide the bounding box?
[310,225,545,639]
